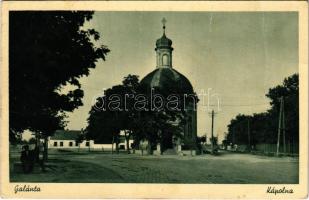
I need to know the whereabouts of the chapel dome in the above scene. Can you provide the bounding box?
[139,67,194,94]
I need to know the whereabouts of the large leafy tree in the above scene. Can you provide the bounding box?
[87,75,197,151]
[227,113,273,146]
[86,74,189,154]
[86,75,140,153]
[226,74,299,153]
[9,11,110,158]
[227,114,251,146]
[266,74,299,151]
[133,109,185,154]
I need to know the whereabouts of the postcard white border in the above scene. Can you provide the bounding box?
[0,1,308,199]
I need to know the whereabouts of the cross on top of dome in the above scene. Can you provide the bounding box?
[162,17,167,34]
[156,17,172,49]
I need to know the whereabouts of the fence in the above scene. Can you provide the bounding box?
[226,143,299,155]
[255,143,298,155]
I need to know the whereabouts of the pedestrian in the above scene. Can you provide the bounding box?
[38,142,47,172]
[20,145,31,173]
[28,147,36,173]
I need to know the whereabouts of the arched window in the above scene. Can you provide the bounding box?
[162,54,169,66]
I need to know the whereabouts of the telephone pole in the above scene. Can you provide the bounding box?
[282,97,286,153]
[247,118,251,152]
[211,109,215,154]
[276,96,285,156]
[232,127,235,145]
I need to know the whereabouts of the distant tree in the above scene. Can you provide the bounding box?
[266,73,299,152]
[9,11,110,160]
[209,137,218,146]
[86,75,140,153]
[28,137,37,144]
[75,131,86,152]
[200,136,207,144]
[249,112,273,144]
[135,109,185,154]
[121,74,140,153]
[227,114,251,145]
[195,136,206,153]
[196,136,206,144]
[226,74,299,153]
[222,139,228,150]
[9,131,22,145]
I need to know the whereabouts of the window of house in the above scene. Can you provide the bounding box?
[75,142,78,146]
[54,142,57,147]
[69,142,73,147]
[86,141,90,147]
[60,142,63,147]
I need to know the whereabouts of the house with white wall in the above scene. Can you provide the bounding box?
[48,130,133,151]
[48,130,91,149]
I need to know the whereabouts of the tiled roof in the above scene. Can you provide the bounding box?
[50,130,81,140]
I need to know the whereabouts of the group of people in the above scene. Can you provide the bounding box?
[20,144,45,173]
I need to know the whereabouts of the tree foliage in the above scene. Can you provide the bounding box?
[226,74,299,151]
[9,11,110,141]
[86,75,140,144]
[86,74,191,152]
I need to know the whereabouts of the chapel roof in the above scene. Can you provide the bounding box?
[140,67,194,94]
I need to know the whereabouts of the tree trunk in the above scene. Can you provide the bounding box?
[35,133,39,149]
[126,138,130,153]
[160,142,163,155]
[43,136,48,161]
[116,141,119,154]
[147,141,152,155]
[111,135,114,154]
[125,131,130,154]
[34,133,40,161]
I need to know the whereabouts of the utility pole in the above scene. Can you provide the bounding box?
[276,96,283,156]
[211,109,215,154]
[247,118,251,152]
[232,127,235,145]
[282,97,286,154]
[112,135,114,154]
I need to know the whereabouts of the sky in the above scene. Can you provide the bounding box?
[57,11,298,143]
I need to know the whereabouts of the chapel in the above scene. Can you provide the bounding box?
[139,18,198,154]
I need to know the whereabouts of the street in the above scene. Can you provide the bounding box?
[10,150,299,183]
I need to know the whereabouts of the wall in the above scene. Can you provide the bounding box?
[255,143,299,154]
[48,139,134,151]
[227,143,299,155]
[48,140,94,149]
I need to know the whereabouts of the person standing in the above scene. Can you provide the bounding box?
[20,145,31,173]
[38,142,46,172]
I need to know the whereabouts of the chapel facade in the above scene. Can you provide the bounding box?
[139,18,198,155]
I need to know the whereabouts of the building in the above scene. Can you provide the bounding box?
[48,130,133,151]
[48,130,92,150]
[139,19,198,154]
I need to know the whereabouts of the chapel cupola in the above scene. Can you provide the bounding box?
[155,18,173,68]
